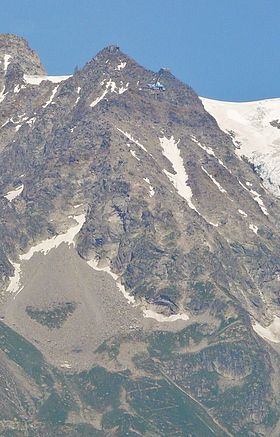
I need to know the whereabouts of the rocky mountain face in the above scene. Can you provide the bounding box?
[0,34,280,436]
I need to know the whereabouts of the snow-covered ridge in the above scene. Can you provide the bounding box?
[23,74,71,85]
[200,96,280,198]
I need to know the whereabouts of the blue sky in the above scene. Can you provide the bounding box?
[2,0,280,101]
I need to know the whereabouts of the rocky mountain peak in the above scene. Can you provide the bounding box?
[0,34,46,78]
[1,35,280,435]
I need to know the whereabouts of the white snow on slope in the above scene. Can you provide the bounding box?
[1,119,9,128]
[119,82,129,94]
[116,61,127,70]
[0,55,12,104]
[87,259,135,305]
[201,165,227,193]
[90,79,116,107]
[143,178,155,197]
[21,214,85,261]
[87,259,190,323]
[201,97,280,198]
[250,188,269,215]
[143,309,189,322]
[90,89,108,107]
[1,114,28,130]
[42,85,59,108]
[90,79,128,107]
[23,74,71,85]
[117,128,148,152]
[191,135,228,170]
[160,136,198,212]
[130,150,140,161]
[0,86,6,103]
[238,209,247,217]
[249,223,258,234]
[74,86,81,104]
[26,116,36,126]
[14,84,26,93]
[253,316,280,343]
[4,184,24,201]
[7,261,22,295]
[6,214,85,298]
[3,54,11,73]
[238,180,268,216]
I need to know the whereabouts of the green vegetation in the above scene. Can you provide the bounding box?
[0,314,276,436]
[0,321,47,382]
[38,391,68,424]
[25,302,77,329]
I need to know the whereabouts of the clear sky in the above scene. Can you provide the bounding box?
[2,0,280,101]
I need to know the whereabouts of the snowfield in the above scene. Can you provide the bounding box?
[201,97,280,198]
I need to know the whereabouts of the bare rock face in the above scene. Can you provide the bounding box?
[0,34,46,77]
[0,35,280,436]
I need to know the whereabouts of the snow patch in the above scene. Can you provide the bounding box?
[90,90,108,107]
[21,214,85,261]
[118,83,129,94]
[117,128,149,153]
[60,362,72,369]
[26,117,36,126]
[238,180,268,216]
[209,221,219,227]
[143,309,189,322]
[143,178,155,197]
[253,316,280,343]
[3,54,11,73]
[0,86,7,103]
[90,79,128,107]
[42,85,59,108]
[238,209,247,217]
[4,184,24,201]
[6,260,22,295]
[250,189,269,216]
[90,79,116,107]
[74,86,81,104]
[191,135,228,170]
[87,259,135,305]
[23,74,71,85]
[116,61,127,70]
[6,214,85,298]
[130,150,140,161]
[160,136,198,212]
[14,84,26,93]
[249,223,258,234]
[1,119,9,128]
[201,165,227,193]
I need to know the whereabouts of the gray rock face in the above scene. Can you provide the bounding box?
[0,35,280,436]
[0,34,46,76]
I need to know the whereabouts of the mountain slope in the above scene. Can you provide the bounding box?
[1,35,280,436]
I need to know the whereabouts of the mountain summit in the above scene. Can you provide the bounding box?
[0,34,46,77]
[0,35,280,436]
